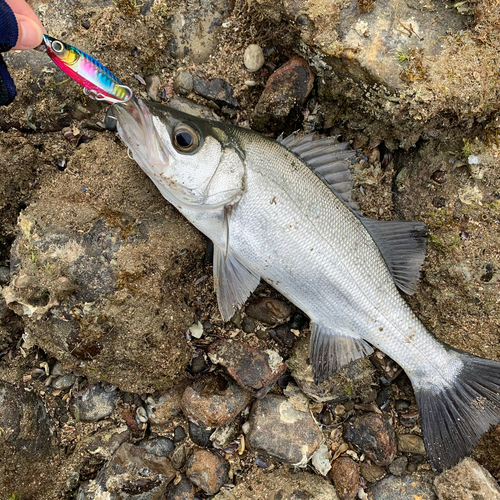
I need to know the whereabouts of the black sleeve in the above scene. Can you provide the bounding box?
[0,0,20,105]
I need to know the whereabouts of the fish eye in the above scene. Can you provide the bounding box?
[51,40,65,53]
[172,124,200,153]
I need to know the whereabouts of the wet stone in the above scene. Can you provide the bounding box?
[191,355,207,374]
[244,44,265,72]
[165,475,196,500]
[369,473,436,500]
[208,339,286,395]
[388,456,408,477]
[433,457,500,500]
[360,462,386,483]
[186,448,229,495]
[174,70,194,96]
[397,434,426,455]
[330,456,359,500]
[77,442,176,499]
[138,437,175,457]
[146,380,189,430]
[69,383,118,422]
[51,374,75,390]
[174,425,187,443]
[181,373,252,428]
[245,393,322,465]
[245,297,292,325]
[242,317,256,333]
[188,421,214,447]
[252,56,314,133]
[145,75,161,102]
[344,413,396,466]
[193,77,238,108]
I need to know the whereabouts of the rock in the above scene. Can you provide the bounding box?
[191,355,207,374]
[146,380,190,430]
[171,444,187,470]
[208,339,286,396]
[360,462,386,483]
[174,425,187,443]
[77,442,176,499]
[287,336,376,403]
[213,467,339,499]
[0,265,10,285]
[166,475,196,500]
[388,456,408,477]
[252,56,314,133]
[51,374,75,390]
[0,380,53,456]
[311,443,332,476]
[145,74,161,102]
[344,413,396,466]
[180,373,252,428]
[244,44,265,72]
[211,422,239,449]
[186,448,229,495]
[330,456,360,500]
[397,434,426,455]
[167,96,221,121]
[2,136,203,394]
[193,77,238,108]
[245,297,292,324]
[104,106,118,131]
[174,70,194,96]
[242,317,256,333]
[188,421,214,447]
[138,437,175,457]
[369,473,436,500]
[434,457,500,500]
[86,425,132,461]
[69,383,118,422]
[245,393,322,465]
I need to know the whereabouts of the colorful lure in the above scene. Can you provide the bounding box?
[43,34,133,104]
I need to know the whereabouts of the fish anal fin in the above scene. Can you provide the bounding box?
[310,323,374,384]
[360,218,428,295]
[214,245,260,321]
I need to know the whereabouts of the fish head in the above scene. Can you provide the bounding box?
[43,35,80,66]
[113,99,245,210]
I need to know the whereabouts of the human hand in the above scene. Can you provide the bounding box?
[5,0,45,50]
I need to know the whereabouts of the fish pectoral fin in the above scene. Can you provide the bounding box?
[359,218,429,295]
[310,323,374,384]
[214,246,261,321]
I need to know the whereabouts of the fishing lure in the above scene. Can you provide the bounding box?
[43,34,133,104]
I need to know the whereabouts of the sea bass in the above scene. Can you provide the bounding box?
[114,98,500,473]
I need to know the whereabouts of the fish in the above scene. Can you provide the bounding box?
[113,97,500,473]
[42,34,133,104]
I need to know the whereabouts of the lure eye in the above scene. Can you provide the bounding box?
[51,40,65,53]
[173,124,200,153]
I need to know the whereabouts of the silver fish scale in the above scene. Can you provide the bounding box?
[224,130,462,389]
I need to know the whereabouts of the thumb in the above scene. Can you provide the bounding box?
[12,14,44,50]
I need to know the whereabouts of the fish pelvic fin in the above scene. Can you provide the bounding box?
[414,352,500,473]
[310,323,374,384]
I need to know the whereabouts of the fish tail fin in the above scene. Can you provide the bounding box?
[414,352,500,473]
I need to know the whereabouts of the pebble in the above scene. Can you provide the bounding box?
[191,355,207,374]
[432,196,446,208]
[181,373,252,428]
[188,421,214,447]
[174,425,187,443]
[394,399,410,411]
[138,437,175,457]
[289,311,308,330]
[145,74,161,102]
[186,448,229,495]
[165,475,196,500]
[344,413,396,466]
[146,380,189,429]
[167,96,221,121]
[241,317,256,333]
[69,383,118,422]
[245,394,322,465]
[252,56,314,132]
[210,422,239,449]
[193,77,238,108]
[397,434,426,455]
[104,106,118,132]
[86,425,131,461]
[51,374,75,390]
[360,462,386,483]
[0,265,10,285]
[388,456,408,476]
[330,456,360,500]
[208,339,286,396]
[369,473,436,500]
[434,457,500,500]
[171,443,187,470]
[174,70,194,96]
[244,44,265,72]
[245,297,292,324]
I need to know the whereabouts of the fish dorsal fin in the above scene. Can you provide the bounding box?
[360,218,428,295]
[310,323,374,384]
[278,133,358,211]
[214,245,261,321]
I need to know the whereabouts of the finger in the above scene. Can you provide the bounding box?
[5,0,46,50]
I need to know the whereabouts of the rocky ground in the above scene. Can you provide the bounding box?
[1,0,500,498]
